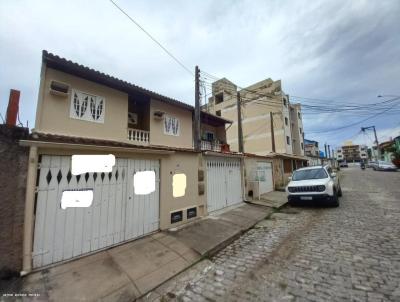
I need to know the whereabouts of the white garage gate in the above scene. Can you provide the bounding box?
[206,157,243,213]
[32,155,159,268]
[256,161,274,195]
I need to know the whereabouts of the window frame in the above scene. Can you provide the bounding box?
[70,89,105,123]
[163,115,180,136]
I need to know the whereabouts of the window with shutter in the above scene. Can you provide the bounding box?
[70,89,105,123]
[163,115,180,136]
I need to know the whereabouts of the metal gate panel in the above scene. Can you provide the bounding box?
[226,158,242,207]
[124,159,160,241]
[33,155,159,268]
[206,157,242,213]
[257,161,274,195]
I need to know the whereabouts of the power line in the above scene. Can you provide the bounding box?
[109,0,194,76]
[306,98,400,134]
[200,70,400,112]
[199,69,400,136]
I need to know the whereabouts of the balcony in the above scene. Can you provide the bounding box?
[127,128,150,145]
[201,140,221,152]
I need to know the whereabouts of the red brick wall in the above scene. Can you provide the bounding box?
[0,125,29,277]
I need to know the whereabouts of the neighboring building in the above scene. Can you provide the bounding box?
[336,143,368,162]
[203,77,307,184]
[20,51,244,272]
[379,137,400,163]
[304,139,320,157]
[204,77,304,157]
[304,139,322,166]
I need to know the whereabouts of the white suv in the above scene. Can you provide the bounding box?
[286,165,342,207]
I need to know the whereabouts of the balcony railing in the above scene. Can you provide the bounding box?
[127,128,150,145]
[201,140,221,152]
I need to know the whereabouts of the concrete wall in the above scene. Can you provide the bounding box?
[150,99,193,149]
[272,158,286,189]
[0,126,29,276]
[243,156,274,198]
[289,103,304,156]
[36,67,129,141]
[159,152,204,229]
[35,66,195,149]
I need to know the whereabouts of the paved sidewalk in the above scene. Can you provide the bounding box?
[247,190,288,209]
[14,203,273,302]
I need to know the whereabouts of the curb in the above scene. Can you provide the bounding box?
[137,206,274,300]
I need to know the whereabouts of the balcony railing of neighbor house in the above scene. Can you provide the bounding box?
[201,140,221,152]
[127,128,150,144]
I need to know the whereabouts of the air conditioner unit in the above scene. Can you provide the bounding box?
[153,110,165,120]
[49,80,70,97]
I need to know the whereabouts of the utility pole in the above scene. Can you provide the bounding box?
[324,143,327,159]
[270,112,276,153]
[328,145,331,159]
[194,66,201,152]
[237,92,244,153]
[361,126,380,160]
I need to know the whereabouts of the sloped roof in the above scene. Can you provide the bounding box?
[42,51,230,126]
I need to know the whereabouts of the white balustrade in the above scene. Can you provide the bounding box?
[201,140,221,151]
[127,128,150,144]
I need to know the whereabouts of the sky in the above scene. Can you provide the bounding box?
[1,0,399,149]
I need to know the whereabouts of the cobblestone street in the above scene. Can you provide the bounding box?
[145,167,400,302]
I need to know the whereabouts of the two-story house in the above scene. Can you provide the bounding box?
[20,51,243,272]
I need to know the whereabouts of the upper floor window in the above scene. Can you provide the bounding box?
[215,93,223,105]
[70,89,105,123]
[164,115,180,136]
[298,112,301,119]
[299,127,302,134]
[301,142,304,150]
[285,117,288,126]
[204,131,214,141]
[286,136,290,145]
[283,99,287,107]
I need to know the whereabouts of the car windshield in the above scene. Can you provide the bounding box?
[292,168,328,181]
[378,161,392,165]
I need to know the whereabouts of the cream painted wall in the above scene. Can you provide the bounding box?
[207,78,296,156]
[36,68,128,141]
[150,99,193,149]
[160,152,204,229]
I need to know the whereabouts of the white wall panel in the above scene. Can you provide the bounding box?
[33,155,159,268]
[206,157,242,213]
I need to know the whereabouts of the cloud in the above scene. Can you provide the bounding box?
[0,0,399,146]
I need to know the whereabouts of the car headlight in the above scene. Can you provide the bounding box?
[317,185,326,192]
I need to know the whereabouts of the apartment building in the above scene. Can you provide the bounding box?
[204,77,305,157]
[304,139,320,157]
[336,144,368,162]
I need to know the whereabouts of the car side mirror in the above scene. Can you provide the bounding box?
[331,172,336,178]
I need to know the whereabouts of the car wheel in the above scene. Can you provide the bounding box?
[338,186,343,197]
[330,191,339,207]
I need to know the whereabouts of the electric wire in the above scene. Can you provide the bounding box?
[109,0,194,76]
